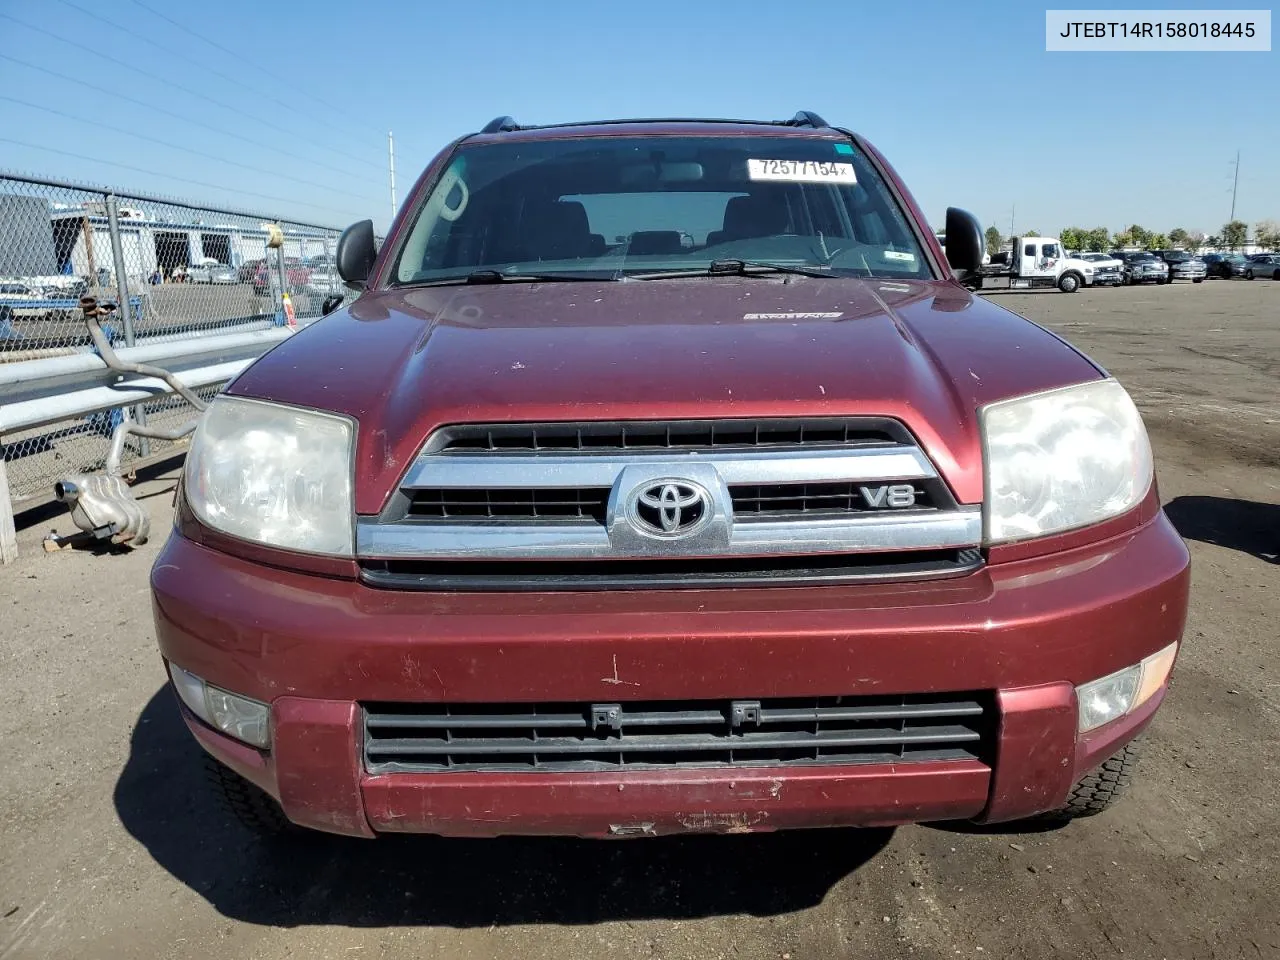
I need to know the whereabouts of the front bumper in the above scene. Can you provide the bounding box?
[152,510,1190,838]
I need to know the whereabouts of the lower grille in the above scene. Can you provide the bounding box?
[363,693,993,773]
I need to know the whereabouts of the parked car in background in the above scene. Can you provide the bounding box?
[304,255,341,294]
[239,258,267,284]
[1201,253,1249,279]
[1152,250,1206,284]
[0,281,48,318]
[253,258,311,295]
[18,274,89,299]
[1076,253,1124,286]
[1244,254,1280,280]
[187,258,238,284]
[1115,251,1169,284]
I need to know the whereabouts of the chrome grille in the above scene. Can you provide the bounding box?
[363,693,993,773]
[357,417,982,581]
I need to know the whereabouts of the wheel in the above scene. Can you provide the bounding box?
[1273,270,1280,281]
[1047,738,1142,820]
[1058,272,1080,293]
[1245,269,1254,279]
[1193,278,1203,283]
[204,755,297,838]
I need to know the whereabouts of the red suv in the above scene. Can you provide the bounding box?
[252,258,310,295]
[152,112,1189,840]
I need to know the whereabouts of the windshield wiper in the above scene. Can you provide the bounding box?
[630,259,838,281]
[397,269,618,288]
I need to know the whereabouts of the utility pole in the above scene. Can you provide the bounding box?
[1229,149,1240,223]
[388,131,397,222]
[1010,204,1015,239]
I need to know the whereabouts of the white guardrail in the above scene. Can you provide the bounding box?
[1,326,292,563]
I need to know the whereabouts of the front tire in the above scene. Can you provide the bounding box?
[1050,739,1142,820]
[1246,269,1254,279]
[1193,278,1203,283]
[1058,272,1081,293]
[204,755,297,838]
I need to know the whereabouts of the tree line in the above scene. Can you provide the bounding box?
[983,220,1280,255]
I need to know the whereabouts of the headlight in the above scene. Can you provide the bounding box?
[169,662,271,747]
[980,379,1153,544]
[184,395,355,555]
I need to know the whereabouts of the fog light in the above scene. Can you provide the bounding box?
[1076,665,1140,732]
[168,662,271,748]
[1076,641,1179,733]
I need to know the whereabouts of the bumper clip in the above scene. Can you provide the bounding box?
[730,700,762,728]
[590,703,623,732]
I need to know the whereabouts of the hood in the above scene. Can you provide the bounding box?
[230,277,1102,514]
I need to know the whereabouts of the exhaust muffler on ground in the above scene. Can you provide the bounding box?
[53,475,151,544]
[52,297,206,546]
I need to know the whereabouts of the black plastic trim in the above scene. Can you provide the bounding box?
[480,115,520,133]
[359,548,984,592]
[425,417,913,454]
[362,692,994,773]
[785,110,829,128]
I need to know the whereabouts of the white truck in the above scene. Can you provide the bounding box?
[997,236,1099,293]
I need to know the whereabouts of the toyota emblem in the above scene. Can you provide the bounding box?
[631,481,709,537]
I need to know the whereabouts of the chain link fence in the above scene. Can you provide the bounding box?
[2,171,357,513]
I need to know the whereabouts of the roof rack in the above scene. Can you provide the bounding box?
[783,110,829,128]
[477,112,832,134]
[480,116,520,133]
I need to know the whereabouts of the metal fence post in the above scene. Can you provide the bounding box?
[275,241,288,323]
[0,454,17,564]
[106,194,149,454]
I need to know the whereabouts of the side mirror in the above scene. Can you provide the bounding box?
[336,219,377,290]
[943,207,984,278]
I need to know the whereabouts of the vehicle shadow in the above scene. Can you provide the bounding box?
[1164,495,1279,564]
[114,688,895,928]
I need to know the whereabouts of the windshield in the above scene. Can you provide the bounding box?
[391,136,932,284]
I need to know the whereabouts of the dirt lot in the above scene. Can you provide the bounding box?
[1,279,1277,960]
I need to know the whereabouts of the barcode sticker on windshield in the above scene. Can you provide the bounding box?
[748,159,857,183]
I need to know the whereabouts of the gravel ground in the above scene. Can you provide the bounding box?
[1,278,1277,960]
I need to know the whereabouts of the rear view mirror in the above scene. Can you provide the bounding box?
[943,207,984,277]
[336,219,377,290]
[620,162,704,186]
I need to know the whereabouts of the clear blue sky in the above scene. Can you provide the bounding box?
[0,0,1275,237]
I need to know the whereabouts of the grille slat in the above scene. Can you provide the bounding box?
[363,694,992,772]
[427,418,910,455]
[407,487,611,522]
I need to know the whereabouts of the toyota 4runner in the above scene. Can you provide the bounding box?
[152,112,1190,839]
